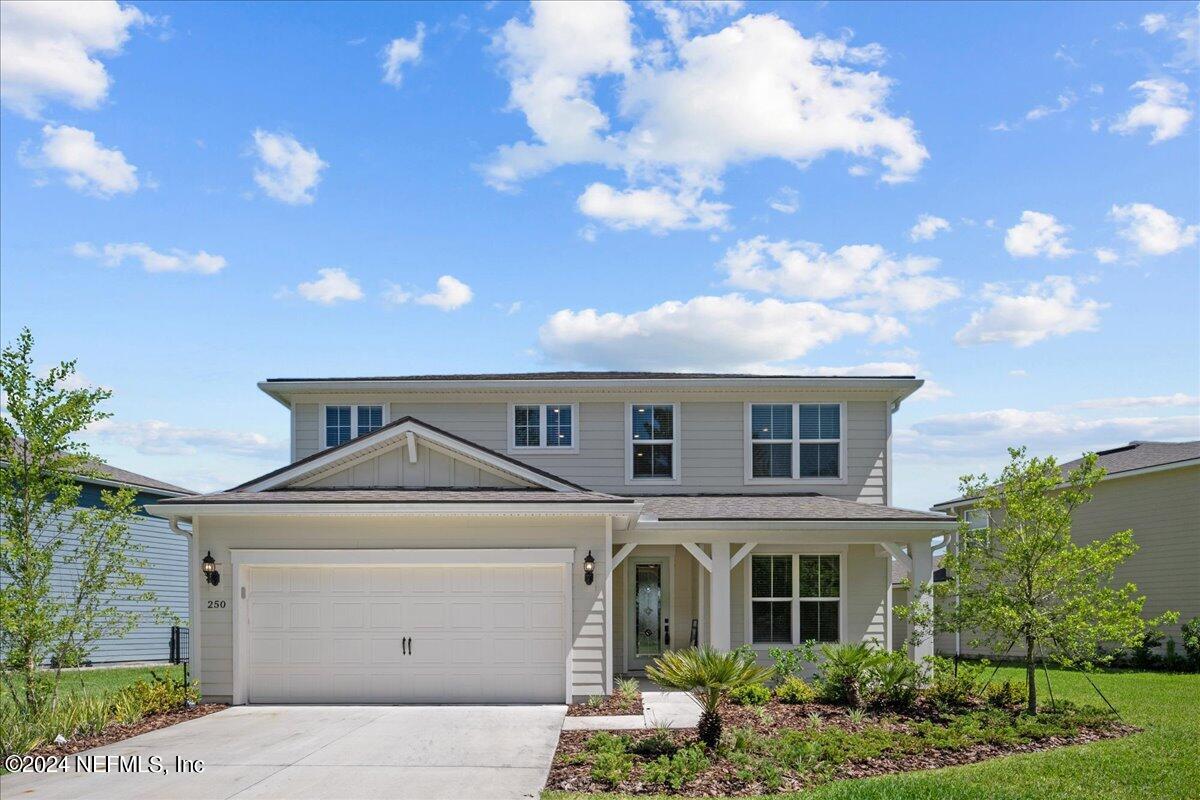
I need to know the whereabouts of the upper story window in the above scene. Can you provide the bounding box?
[745,402,844,482]
[627,403,679,482]
[750,554,841,646]
[508,403,578,451]
[962,508,990,549]
[325,404,385,448]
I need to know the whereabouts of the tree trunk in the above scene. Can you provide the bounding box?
[697,709,722,749]
[1025,634,1037,715]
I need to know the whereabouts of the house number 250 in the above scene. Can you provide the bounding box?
[207,600,226,609]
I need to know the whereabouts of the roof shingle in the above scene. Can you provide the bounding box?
[636,494,953,522]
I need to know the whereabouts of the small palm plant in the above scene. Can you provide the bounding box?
[645,646,774,749]
[817,642,884,708]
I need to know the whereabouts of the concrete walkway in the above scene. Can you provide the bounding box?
[561,690,701,731]
[0,705,566,800]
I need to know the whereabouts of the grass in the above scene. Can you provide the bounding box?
[543,665,1200,800]
[8,664,185,703]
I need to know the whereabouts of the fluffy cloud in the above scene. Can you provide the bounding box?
[908,408,1198,449]
[1072,393,1199,410]
[1110,203,1198,255]
[1092,247,1119,264]
[1004,210,1074,258]
[87,418,284,458]
[576,181,729,232]
[721,237,959,313]
[251,129,327,205]
[417,275,473,310]
[767,186,799,214]
[1140,13,1168,34]
[954,276,1105,347]
[647,0,743,45]
[30,124,138,197]
[0,0,145,117]
[908,213,950,242]
[538,293,895,371]
[1110,78,1192,143]
[295,268,363,305]
[73,241,226,274]
[488,5,927,227]
[381,22,425,86]
[1025,91,1075,121]
[1138,5,1199,70]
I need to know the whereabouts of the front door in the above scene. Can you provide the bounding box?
[626,557,671,670]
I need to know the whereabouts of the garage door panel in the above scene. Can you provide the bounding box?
[369,602,405,628]
[450,602,483,629]
[289,568,322,592]
[332,602,365,628]
[288,603,322,629]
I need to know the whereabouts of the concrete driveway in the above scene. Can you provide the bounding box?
[1,705,567,800]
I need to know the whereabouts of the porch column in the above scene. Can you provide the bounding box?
[710,541,731,650]
[910,538,935,665]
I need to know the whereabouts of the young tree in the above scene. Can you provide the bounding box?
[0,328,159,715]
[899,446,1175,714]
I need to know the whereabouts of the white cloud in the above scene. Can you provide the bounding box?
[720,237,960,313]
[538,293,891,371]
[487,6,927,226]
[381,22,425,86]
[251,129,327,205]
[1025,91,1075,121]
[1092,247,1119,264]
[31,124,138,197]
[1110,202,1198,255]
[578,224,598,242]
[907,409,1198,454]
[768,186,799,214]
[73,241,226,274]
[1004,210,1074,258]
[416,275,473,310]
[1072,393,1199,410]
[908,213,950,242]
[495,300,523,315]
[646,0,743,45]
[295,268,363,305]
[382,282,412,305]
[1140,13,1168,34]
[576,180,729,232]
[87,418,284,458]
[1110,78,1192,143]
[0,0,146,118]
[954,275,1105,347]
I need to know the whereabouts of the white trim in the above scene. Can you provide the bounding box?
[730,542,756,569]
[742,546,849,650]
[230,547,575,705]
[289,398,296,464]
[879,541,911,574]
[149,502,641,522]
[885,401,893,506]
[506,402,580,454]
[624,554,673,670]
[743,401,848,485]
[624,401,681,485]
[611,542,637,570]
[681,541,712,572]
[604,517,614,695]
[624,519,955,537]
[320,403,390,449]
[405,431,417,463]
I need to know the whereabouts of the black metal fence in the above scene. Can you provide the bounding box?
[170,625,191,685]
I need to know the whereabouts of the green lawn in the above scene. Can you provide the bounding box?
[10,664,184,704]
[544,666,1200,800]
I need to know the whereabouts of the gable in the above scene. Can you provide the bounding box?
[300,440,526,489]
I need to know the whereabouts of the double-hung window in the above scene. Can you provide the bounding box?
[750,554,841,645]
[962,508,990,549]
[629,403,677,480]
[324,405,385,448]
[510,403,577,450]
[746,403,843,481]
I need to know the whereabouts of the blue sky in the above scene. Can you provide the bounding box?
[2,0,1197,507]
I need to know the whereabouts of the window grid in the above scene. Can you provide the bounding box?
[514,405,541,447]
[325,405,386,448]
[751,404,793,479]
[747,403,842,481]
[512,404,576,449]
[751,555,793,644]
[357,405,384,436]
[750,554,841,646]
[631,404,675,479]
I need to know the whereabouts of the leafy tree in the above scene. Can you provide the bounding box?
[1,328,161,715]
[645,646,774,748]
[898,446,1175,714]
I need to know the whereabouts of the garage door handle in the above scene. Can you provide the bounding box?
[402,637,408,655]
[408,638,413,655]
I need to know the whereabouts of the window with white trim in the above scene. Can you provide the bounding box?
[325,405,385,448]
[511,403,576,449]
[747,403,842,480]
[630,404,675,479]
[962,508,990,549]
[750,554,840,645]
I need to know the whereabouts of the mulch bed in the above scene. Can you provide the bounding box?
[546,700,1137,796]
[23,703,227,760]
[567,693,644,716]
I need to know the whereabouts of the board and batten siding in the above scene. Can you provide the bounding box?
[191,515,609,703]
[304,440,524,489]
[292,396,890,502]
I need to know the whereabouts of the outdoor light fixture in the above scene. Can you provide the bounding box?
[202,551,220,587]
[583,551,595,585]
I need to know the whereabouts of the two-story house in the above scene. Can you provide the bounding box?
[149,373,954,705]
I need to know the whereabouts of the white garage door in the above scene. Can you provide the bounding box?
[246,563,568,703]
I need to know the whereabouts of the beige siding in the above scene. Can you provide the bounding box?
[305,441,523,489]
[193,515,608,703]
[293,395,890,502]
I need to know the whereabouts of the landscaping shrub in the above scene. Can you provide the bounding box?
[583,731,631,754]
[924,656,986,709]
[1182,616,1200,670]
[590,751,633,787]
[869,652,920,709]
[984,679,1027,709]
[630,730,677,758]
[817,643,883,707]
[729,682,771,706]
[114,671,198,717]
[767,641,818,680]
[615,676,641,706]
[774,675,818,704]
[642,743,709,789]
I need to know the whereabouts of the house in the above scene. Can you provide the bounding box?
[930,440,1200,657]
[2,447,194,664]
[147,372,955,704]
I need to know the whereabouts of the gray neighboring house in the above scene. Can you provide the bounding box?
[4,451,195,664]
[930,440,1200,657]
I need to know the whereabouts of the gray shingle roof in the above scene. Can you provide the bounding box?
[156,488,632,505]
[264,372,916,382]
[636,494,953,522]
[8,437,193,495]
[1060,440,1200,476]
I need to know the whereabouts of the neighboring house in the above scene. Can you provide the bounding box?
[2,447,194,664]
[889,554,945,654]
[147,373,954,704]
[930,440,1200,658]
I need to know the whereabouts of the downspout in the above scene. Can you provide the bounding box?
[168,516,197,686]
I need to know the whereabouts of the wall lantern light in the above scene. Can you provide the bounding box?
[202,551,220,586]
[583,551,595,585]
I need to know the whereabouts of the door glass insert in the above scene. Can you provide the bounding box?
[635,564,663,657]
